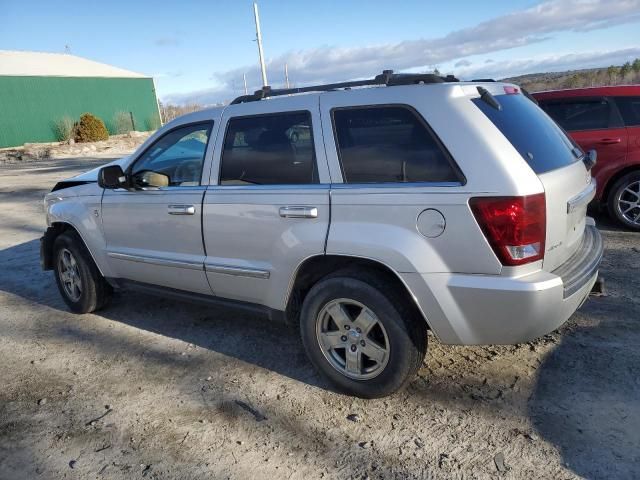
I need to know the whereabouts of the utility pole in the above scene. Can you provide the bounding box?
[243,73,248,95]
[284,63,290,88]
[253,2,268,87]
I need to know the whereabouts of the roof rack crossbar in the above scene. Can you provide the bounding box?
[230,70,459,104]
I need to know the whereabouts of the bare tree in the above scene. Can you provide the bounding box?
[607,65,619,85]
[632,58,640,81]
[620,62,632,83]
[158,101,205,123]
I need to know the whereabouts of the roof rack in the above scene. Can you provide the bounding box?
[230,69,459,104]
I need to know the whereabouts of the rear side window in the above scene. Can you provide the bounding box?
[614,96,640,126]
[473,94,580,174]
[540,98,611,131]
[220,111,317,185]
[332,106,461,184]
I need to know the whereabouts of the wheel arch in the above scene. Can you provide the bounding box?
[285,254,431,330]
[43,221,107,278]
[601,163,640,205]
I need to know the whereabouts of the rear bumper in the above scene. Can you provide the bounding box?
[551,224,603,298]
[401,225,604,345]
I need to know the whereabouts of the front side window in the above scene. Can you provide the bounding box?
[131,123,212,187]
[614,96,640,126]
[540,98,611,131]
[332,106,460,184]
[220,112,317,185]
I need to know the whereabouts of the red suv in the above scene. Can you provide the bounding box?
[534,86,640,230]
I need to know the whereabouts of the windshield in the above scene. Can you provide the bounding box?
[473,93,582,174]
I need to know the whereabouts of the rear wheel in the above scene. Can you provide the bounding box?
[53,231,112,313]
[300,272,427,398]
[608,171,640,231]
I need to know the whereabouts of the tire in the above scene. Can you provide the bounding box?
[607,171,640,231]
[299,271,427,398]
[53,231,112,313]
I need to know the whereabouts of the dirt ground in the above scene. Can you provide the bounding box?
[0,150,638,480]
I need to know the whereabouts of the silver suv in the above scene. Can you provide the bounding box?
[41,71,603,398]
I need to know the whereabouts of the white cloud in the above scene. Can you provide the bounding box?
[455,47,640,80]
[162,0,640,104]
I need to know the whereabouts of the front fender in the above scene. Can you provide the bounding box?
[45,188,115,278]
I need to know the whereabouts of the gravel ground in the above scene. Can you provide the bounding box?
[0,154,638,480]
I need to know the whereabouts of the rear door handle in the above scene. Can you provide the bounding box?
[168,204,196,215]
[279,206,318,218]
[598,138,621,145]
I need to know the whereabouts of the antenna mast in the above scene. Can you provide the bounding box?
[253,2,268,87]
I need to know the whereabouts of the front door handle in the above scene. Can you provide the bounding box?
[168,204,196,215]
[598,138,621,145]
[279,206,318,218]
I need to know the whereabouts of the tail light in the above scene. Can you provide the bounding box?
[470,193,546,266]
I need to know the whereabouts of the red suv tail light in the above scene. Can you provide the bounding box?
[469,193,546,266]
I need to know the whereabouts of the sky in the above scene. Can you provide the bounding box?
[1,0,640,105]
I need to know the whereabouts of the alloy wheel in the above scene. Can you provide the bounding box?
[58,248,82,302]
[617,180,640,226]
[315,298,390,380]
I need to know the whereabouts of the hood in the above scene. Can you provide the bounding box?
[50,156,130,193]
[68,156,130,182]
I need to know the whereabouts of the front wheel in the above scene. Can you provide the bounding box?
[299,272,427,398]
[608,171,640,231]
[53,231,112,313]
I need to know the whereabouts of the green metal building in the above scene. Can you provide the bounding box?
[0,50,161,148]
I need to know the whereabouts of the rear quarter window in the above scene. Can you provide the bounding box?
[473,93,581,174]
[332,106,463,184]
[614,96,640,126]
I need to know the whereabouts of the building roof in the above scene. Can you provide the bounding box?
[0,50,148,78]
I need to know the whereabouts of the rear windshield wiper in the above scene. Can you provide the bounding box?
[477,86,502,111]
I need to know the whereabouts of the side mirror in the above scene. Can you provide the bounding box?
[583,149,597,171]
[98,165,126,189]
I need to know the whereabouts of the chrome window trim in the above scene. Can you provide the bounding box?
[330,181,464,189]
[205,183,330,191]
[107,252,203,271]
[204,263,270,279]
[109,185,207,194]
[204,182,463,192]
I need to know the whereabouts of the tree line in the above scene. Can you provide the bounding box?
[507,58,640,92]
